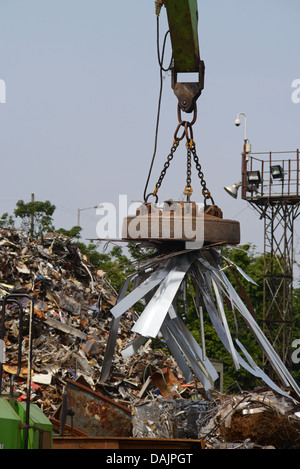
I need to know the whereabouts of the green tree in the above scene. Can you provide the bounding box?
[57,225,82,241]
[0,212,15,229]
[14,199,56,238]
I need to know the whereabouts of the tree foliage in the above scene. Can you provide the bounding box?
[0,212,15,229]
[14,199,56,238]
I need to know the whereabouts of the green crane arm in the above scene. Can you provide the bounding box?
[160,0,205,113]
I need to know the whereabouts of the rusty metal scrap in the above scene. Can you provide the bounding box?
[55,378,132,438]
[0,228,193,420]
[199,390,300,449]
[133,398,210,440]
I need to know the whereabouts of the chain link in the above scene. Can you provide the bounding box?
[191,142,214,206]
[185,145,192,202]
[148,103,214,206]
[152,138,179,198]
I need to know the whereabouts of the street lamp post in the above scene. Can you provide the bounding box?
[77,205,99,227]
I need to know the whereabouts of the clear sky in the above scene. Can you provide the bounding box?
[1,1,300,266]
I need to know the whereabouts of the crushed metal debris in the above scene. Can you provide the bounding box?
[0,228,300,449]
[199,390,300,449]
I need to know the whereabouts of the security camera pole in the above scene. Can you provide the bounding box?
[235,112,249,198]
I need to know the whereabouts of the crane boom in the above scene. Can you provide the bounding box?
[163,0,205,113]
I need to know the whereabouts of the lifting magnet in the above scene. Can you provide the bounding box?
[122,201,240,246]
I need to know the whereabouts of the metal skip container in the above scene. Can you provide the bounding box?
[61,378,132,438]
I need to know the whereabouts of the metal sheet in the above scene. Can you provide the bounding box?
[199,278,288,396]
[221,255,258,285]
[235,339,294,400]
[65,379,131,438]
[188,281,207,361]
[210,267,300,397]
[111,262,173,319]
[99,272,136,383]
[164,316,213,391]
[197,255,300,397]
[132,254,195,338]
[199,306,206,361]
[168,309,218,382]
[132,398,209,441]
[216,268,300,395]
[160,323,193,383]
[194,265,285,392]
[211,278,240,370]
[121,335,148,360]
[99,316,121,383]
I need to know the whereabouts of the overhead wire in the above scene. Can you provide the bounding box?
[143,16,173,202]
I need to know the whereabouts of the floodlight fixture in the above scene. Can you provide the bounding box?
[224,181,242,199]
[270,165,284,180]
[247,171,261,184]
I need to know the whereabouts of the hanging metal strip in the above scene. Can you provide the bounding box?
[217,268,300,394]
[214,268,300,397]
[211,278,240,370]
[110,261,174,319]
[169,307,219,382]
[160,323,194,383]
[198,273,294,398]
[99,316,121,383]
[121,335,149,360]
[132,254,196,338]
[221,255,258,285]
[188,277,207,361]
[164,315,213,391]
[196,253,220,273]
[198,273,237,360]
[198,306,206,361]
[235,339,296,401]
[99,272,138,383]
[196,255,295,390]
[210,266,284,376]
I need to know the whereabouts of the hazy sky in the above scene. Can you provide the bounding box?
[1,1,300,265]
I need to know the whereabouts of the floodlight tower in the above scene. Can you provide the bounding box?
[227,113,300,368]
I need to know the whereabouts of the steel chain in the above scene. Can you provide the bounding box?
[185,145,192,202]
[152,138,179,197]
[191,143,215,206]
[150,103,214,206]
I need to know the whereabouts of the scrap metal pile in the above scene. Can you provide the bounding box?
[0,228,202,413]
[134,389,300,449]
[0,227,300,448]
